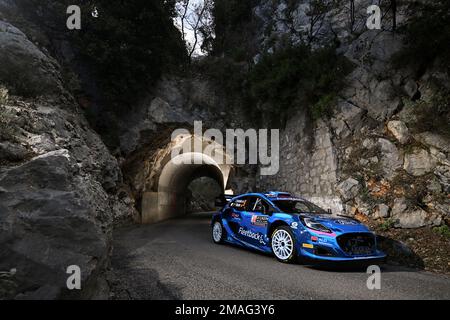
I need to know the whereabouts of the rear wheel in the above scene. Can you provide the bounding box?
[212,221,226,244]
[271,226,297,263]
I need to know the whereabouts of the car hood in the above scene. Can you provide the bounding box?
[299,214,370,233]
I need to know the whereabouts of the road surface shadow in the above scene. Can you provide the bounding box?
[222,241,420,274]
[108,242,184,300]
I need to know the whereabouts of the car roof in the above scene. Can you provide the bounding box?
[231,192,306,202]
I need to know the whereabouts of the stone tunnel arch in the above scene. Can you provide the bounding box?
[141,134,232,223]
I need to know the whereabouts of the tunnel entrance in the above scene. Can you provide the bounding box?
[140,134,232,224]
[186,176,223,213]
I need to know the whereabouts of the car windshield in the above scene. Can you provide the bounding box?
[273,199,329,215]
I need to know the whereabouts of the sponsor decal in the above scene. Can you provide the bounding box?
[238,227,266,245]
[302,243,314,249]
[231,199,247,209]
[291,222,298,229]
[251,215,268,227]
[335,219,358,225]
[231,212,241,219]
[312,236,328,244]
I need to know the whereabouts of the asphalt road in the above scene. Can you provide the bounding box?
[109,212,450,300]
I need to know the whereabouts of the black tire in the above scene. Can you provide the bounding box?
[270,226,297,263]
[212,220,226,244]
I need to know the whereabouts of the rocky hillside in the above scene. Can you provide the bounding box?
[0,16,135,299]
[246,0,450,271]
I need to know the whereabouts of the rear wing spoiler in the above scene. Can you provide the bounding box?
[214,194,234,207]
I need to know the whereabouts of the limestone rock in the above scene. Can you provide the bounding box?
[391,198,442,228]
[0,141,28,161]
[414,132,450,153]
[354,197,372,216]
[0,20,62,96]
[336,178,360,202]
[373,204,390,219]
[378,138,403,179]
[404,80,419,100]
[331,101,366,138]
[404,148,437,176]
[362,138,376,149]
[427,177,442,194]
[0,27,125,297]
[148,97,189,124]
[394,208,428,229]
[0,151,110,299]
[387,120,410,144]
[435,165,450,193]
[427,201,449,218]
[392,198,408,216]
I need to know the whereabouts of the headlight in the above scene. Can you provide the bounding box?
[302,218,332,233]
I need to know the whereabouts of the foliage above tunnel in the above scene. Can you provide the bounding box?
[201,1,354,126]
[248,44,354,123]
[74,0,188,109]
[393,0,450,77]
[14,0,188,109]
[211,0,259,61]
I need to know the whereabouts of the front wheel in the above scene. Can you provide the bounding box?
[212,221,226,244]
[271,226,297,263]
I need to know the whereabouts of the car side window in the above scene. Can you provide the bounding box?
[229,197,248,212]
[247,197,270,214]
[294,201,311,213]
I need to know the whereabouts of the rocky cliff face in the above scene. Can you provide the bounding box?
[0,19,135,299]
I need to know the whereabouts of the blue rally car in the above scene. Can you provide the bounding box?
[211,192,386,264]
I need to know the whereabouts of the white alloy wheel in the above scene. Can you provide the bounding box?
[271,228,294,261]
[212,221,223,243]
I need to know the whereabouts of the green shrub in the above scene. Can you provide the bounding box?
[433,225,450,238]
[16,0,187,111]
[194,57,249,98]
[72,0,187,112]
[393,1,450,76]
[248,44,354,124]
[212,0,257,60]
[410,90,450,139]
[311,94,336,120]
[380,218,396,231]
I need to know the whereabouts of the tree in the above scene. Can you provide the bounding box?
[391,0,397,31]
[177,0,191,44]
[305,0,338,44]
[211,0,256,60]
[350,0,355,32]
[74,0,187,108]
[176,0,214,59]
